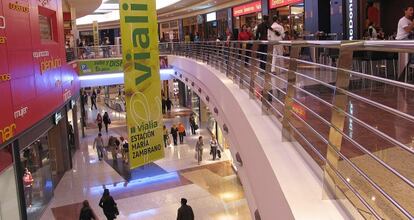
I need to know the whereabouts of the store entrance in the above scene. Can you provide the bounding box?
[21,134,54,220]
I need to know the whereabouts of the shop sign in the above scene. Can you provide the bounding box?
[269,0,302,9]
[0,123,16,144]
[9,2,29,13]
[33,51,49,58]
[0,16,5,29]
[40,58,62,74]
[347,0,357,40]
[53,112,62,125]
[292,103,306,119]
[14,107,28,119]
[233,1,261,17]
[78,59,123,75]
[0,73,11,82]
[63,89,72,101]
[120,0,164,169]
[38,0,52,7]
[70,100,75,109]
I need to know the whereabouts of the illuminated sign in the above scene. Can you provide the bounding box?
[0,123,16,144]
[40,58,61,74]
[347,0,355,40]
[269,0,302,9]
[53,112,62,125]
[206,12,216,22]
[233,1,261,17]
[0,73,11,82]
[9,2,29,13]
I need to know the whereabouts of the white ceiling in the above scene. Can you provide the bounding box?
[76,0,183,25]
[67,0,102,18]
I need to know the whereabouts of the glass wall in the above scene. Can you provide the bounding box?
[21,135,54,220]
[0,145,20,220]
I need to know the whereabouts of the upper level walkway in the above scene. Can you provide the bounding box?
[67,40,414,219]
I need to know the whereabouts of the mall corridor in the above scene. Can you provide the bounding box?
[40,100,250,220]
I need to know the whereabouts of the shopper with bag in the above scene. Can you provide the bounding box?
[99,189,119,220]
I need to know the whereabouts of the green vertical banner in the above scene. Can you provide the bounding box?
[119,0,164,169]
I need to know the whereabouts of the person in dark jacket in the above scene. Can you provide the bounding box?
[103,112,111,133]
[255,15,270,71]
[189,115,197,135]
[177,198,194,220]
[90,90,97,110]
[166,98,173,113]
[99,189,118,220]
[170,124,178,146]
[79,200,97,220]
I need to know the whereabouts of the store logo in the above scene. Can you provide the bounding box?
[14,107,28,119]
[0,36,6,44]
[33,51,49,58]
[38,0,51,7]
[9,2,29,13]
[80,64,91,73]
[0,123,16,143]
[0,73,11,81]
[63,89,72,101]
[40,58,61,74]
[0,16,5,29]
[122,3,152,87]
[348,0,354,40]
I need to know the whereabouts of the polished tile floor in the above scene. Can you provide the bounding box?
[40,100,250,220]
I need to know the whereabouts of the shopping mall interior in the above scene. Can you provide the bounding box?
[1,0,414,219]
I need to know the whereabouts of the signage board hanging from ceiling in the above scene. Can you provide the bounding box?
[119,0,165,169]
[206,12,217,22]
[269,0,302,9]
[233,1,262,17]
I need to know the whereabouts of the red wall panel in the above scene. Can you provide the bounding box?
[0,0,79,146]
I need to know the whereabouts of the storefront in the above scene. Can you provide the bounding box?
[0,97,79,219]
[205,9,231,41]
[183,16,198,40]
[159,20,180,41]
[269,0,305,39]
[233,1,262,37]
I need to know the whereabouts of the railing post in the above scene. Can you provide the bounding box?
[324,42,361,200]
[249,43,260,98]
[262,42,274,115]
[282,42,302,141]
[226,42,233,78]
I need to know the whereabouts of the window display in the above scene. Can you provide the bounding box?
[21,135,54,220]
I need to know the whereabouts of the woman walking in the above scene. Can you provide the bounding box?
[96,113,103,133]
[195,136,204,165]
[99,189,118,220]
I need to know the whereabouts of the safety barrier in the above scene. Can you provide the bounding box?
[159,40,414,219]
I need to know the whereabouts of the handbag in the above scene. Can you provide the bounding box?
[194,124,199,130]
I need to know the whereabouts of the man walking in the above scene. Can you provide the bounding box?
[93,133,105,161]
[177,198,194,220]
[396,6,414,80]
[255,15,270,71]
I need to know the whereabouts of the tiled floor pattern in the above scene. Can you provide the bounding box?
[41,99,250,220]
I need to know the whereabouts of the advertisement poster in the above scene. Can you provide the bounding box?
[120,0,164,169]
[78,59,123,74]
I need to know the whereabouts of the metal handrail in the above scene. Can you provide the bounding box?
[160,40,414,219]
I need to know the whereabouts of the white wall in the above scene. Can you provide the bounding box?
[0,166,20,220]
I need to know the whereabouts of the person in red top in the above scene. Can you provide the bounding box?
[238,24,253,66]
[23,168,34,207]
[238,24,253,41]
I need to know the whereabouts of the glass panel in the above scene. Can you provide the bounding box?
[21,136,53,220]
